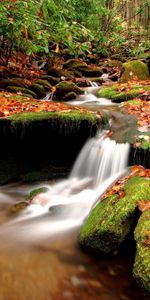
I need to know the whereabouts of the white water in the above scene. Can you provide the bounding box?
[0,130,130,243]
[43,92,54,101]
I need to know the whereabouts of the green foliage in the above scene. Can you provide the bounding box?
[0,0,149,62]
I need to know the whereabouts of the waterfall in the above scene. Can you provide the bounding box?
[0,131,130,243]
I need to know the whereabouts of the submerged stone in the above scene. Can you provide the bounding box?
[8,201,28,215]
[79,175,150,253]
[120,60,149,83]
[134,210,150,296]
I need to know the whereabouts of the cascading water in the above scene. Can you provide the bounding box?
[0,130,130,243]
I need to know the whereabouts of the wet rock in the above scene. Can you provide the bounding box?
[79,175,150,253]
[54,81,84,100]
[8,201,28,215]
[63,91,77,101]
[133,210,150,296]
[119,60,150,83]
[26,187,49,202]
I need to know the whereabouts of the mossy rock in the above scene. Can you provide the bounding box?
[0,78,28,89]
[63,91,77,101]
[7,86,37,98]
[26,187,49,201]
[55,81,84,100]
[78,66,102,77]
[133,210,150,296]
[33,79,51,89]
[30,83,47,98]
[79,176,150,253]
[63,59,87,69]
[120,60,150,83]
[39,75,60,85]
[97,84,150,103]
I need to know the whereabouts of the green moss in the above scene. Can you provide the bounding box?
[9,110,97,125]
[0,158,22,185]
[120,60,149,83]
[55,81,84,100]
[133,210,150,295]
[30,83,46,97]
[97,85,150,103]
[141,140,150,150]
[7,86,37,98]
[63,59,87,69]
[0,78,28,89]
[33,79,51,88]
[26,187,49,201]
[79,176,150,253]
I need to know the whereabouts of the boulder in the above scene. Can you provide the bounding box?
[39,75,60,85]
[6,86,37,98]
[54,81,84,100]
[120,60,149,83]
[78,66,102,77]
[0,78,28,89]
[30,83,47,98]
[133,210,150,296]
[79,174,150,253]
[63,59,87,69]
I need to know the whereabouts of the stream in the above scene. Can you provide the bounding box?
[0,88,146,300]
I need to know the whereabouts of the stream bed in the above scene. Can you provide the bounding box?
[0,182,146,300]
[0,91,147,300]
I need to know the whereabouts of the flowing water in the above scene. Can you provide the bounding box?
[0,91,146,299]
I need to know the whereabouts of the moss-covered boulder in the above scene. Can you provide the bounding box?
[79,175,150,253]
[33,79,51,89]
[30,83,47,98]
[54,81,84,100]
[63,59,87,70]
[133,210,150,296]
[97,84,150,103]
[7,86,37,98]
[39,75,60,85]
[78,66,102,77]
[120,60,150,83]
[0,78,28,89]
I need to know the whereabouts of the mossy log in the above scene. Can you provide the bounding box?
[79,176,150,253]
[134,210,150,296]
